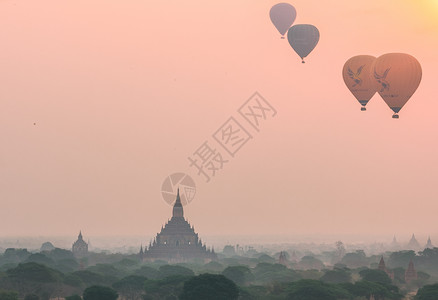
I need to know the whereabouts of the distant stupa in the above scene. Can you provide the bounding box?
[378,257,394,280]
[290,250,298,263]
[40,241,55,252]
[141,188,216,262]
[407,234,421,250]
[405,259,418,283]
[279,251,288,266]
[390,235,400,250]
[72,231,88,257]
[425,236,434,249]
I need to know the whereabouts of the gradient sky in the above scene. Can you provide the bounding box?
[1,0,438,242]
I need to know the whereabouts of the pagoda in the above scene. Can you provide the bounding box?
[142,189,216,262]
[407,234,421,250]
[404,259,418,283]
[278,251,288,266]
[390,235,400,251]
[72,231,88,257]
[378,257,394,280]
[425,236,434,249]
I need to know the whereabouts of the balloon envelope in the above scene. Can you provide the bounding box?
[342,55,377,110]
[270,3,297,37]
[287,24,319,62]
[372,53,422,117]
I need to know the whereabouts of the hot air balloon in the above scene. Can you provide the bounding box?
[342,55,377,111]
[270,3,297,39]
[372,53,422,118]
[287,24,319,63]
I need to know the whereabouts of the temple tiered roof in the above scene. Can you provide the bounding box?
[141,189,216,262]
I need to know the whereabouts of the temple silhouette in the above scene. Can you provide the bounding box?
[378,256,394,280]
[141,189,216,262]
[405,259,418,283]
[72,231,88,257]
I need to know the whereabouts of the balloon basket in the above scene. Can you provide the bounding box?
[361,107,366,111]
[301,60,305,64]
[392,114,399,119]
[281,36,285,39]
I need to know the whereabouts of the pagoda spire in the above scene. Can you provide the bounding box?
[172,187,184,218]
[426,236,434,249]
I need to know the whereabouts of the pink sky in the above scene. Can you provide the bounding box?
[1,0,437,242]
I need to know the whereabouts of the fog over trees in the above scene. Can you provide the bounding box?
[1,240,438,299]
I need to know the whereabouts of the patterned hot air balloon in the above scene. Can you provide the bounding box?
[372,53,422,118]
[287,24,320,63]
[269,3,297,39]
[342,55,377,111]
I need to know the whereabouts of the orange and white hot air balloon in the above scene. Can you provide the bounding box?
[342,55,377,111]
[372,53,422,118]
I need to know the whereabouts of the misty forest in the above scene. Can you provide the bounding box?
[1,238,438,299]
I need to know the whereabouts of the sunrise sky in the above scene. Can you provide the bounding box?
[1,0,437,242]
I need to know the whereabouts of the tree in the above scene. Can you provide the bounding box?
[70,270,106,287]
[63,274,84,288]
[112,275,146,300]
[65,295,82,300]
[297,256,325,270]
[340,250,368,268]
[86,264,121,279]
[83,286,118,300]
[144,275,190,300]
[24,254,55,267]
[133,266,161,280]
[114,259,138,269]
[55,259,80,274]
[222,266,253,286]
[24,294,39,300]
[412,271,432,289]
[320,268,351,284]
[417,248,438,275]
[285,279,351,300]
[388,251,416,269]
[415,283,438,300]
[202,261,223,273]
[296,269,322,280]
[0,290,18,300]
[253,263,299,284]
[359,269,392,286]
[5,262,63,299]
[180,274,239,300]
[158,265,194,278]
[48,248,75,260]
[6,262,61,283]
[257,254,275,264]
[2,249,30,264]
[341,280,403,300]
[391,267,406,284]
[342,281,388,300]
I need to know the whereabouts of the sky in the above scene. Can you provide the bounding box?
[1,0,438,243]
